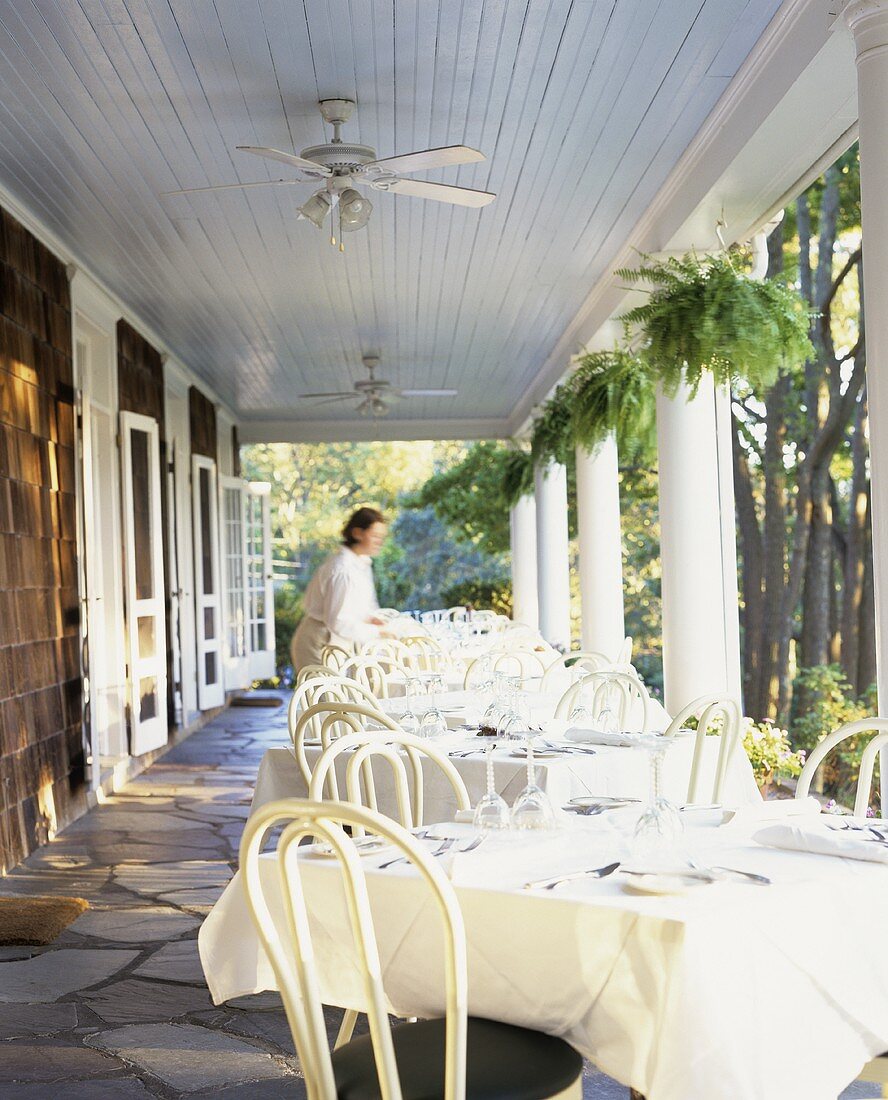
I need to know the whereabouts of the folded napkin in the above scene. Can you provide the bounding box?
[564,727,639,748]
[722,796,821,828]
[753,820,888,865]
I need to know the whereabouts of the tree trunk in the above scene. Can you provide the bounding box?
[761,374,789,719]
[733,424,764,712]
[841,394,869,685]
[800,463,834,669]
[858,484,877,695]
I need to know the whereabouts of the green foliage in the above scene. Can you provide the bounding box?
[406,442,531,556]
[530,391,574,467]
[618,252,814,396]
[791,665,879,810]
[568,348,657,462]
[440,576,513,617]
[740,719,805,790]
[273,584,304,681]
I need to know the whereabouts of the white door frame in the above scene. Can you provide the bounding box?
[120,411,169,754]
[220,474,250,690]
[193,454,225,709]
[247,484,276,681]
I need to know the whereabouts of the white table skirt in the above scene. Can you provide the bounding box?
[250,731,760,822]
[200,813,888,1100]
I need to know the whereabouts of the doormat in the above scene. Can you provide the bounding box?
[0,896,89,945]
[230,693,283,708]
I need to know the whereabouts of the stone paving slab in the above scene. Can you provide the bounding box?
[1,1039,124,1081]
[0,949,138,1003]
[82,978,216,1024]
[85,1023,296,1091]
[134,940,205,984]
[113,862,233,898]
[0,1003,78,1038]
[68,908,201,943]
[0,1080,157,1099]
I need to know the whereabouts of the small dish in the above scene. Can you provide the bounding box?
[308,836,390,858]
[620,871,712,896]
[569,796,640,808]
[509,747,565,759]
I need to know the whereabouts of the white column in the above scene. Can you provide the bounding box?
[657,374,742,714]
[847,1,888,718]
[575,436,625,658]
[846,0,888,813]
[534,460,572,650]
[510,494,539,628]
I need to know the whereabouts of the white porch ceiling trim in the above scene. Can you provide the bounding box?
[239,416,510,444]
[506,0,855,439]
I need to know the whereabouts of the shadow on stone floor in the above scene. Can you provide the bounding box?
[0,697,879,1098]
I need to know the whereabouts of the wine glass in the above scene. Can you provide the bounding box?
[510,737,559,830]
[568,677,595,727]
[497,678,529,740]
[419,673,447,738]
[631,734,684,866]
[399,676,422,736]
[472,742,510,831]
[481,671,508,731]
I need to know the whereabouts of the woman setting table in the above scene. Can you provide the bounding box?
[290,506,389,671]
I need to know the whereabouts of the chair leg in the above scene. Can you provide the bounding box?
[334,1009,358,1049]
[630,1091,647,1100]
[546,1075,583,1099]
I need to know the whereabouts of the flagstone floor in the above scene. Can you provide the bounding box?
[0,697,878,1098]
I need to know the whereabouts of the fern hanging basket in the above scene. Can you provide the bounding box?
[618,252,813,395]
[568,348,656,462]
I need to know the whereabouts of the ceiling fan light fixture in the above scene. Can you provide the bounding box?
[339,187,372,232]
[299,189,333,228]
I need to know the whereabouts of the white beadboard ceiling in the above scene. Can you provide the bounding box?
[0,0,787,439]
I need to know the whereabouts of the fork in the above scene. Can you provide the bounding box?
[378,837,455,870]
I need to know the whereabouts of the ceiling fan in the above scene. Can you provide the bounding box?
[300,356,457,417]
[164,99,495,249]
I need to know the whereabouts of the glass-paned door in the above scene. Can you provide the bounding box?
[246,484,275,680]
[220,475,250,690]
[193,454,224,709]
[120,411,168,754]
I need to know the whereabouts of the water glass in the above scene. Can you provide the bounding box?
[472,742,510,831]
[419,673,447,738]
[631,734,684,866]
[510,738,558,830]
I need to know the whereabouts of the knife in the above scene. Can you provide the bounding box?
[524,861,621,890]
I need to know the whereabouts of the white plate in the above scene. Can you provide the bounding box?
[307,836,390,858]
[569,796,640,808]
[302,737,322,747]
[509,747,566,759]
[621,872,711,896]
[442,704,467,713]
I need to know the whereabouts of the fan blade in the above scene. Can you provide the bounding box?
[386,178,495,207]
[238,146,331,175]
[399,389,459,397]
[162,179,302,196]
[297,391,356,399]
[312,396,360,408]
[368,145,484,175]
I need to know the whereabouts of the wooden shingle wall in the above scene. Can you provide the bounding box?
[0,208,81,874]
[189,386,217,461]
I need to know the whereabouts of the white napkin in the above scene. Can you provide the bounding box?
[722,796,821,828]
[753,820,888,865]
[564,727,639,747]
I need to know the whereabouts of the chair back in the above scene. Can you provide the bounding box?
[340,656,402,699]
[662,695,741,804]
[241,799,468,1100]
[488,649,550,683]
[309,730,471,832]
[288,675,381,745]
[296,664,335,686]
[796,717,888,818]
[321,643,352,671]
[540,651,611,691]
[293,701,399,791]
[400,636,448,673]
[616,636,633,666]
[555,669,651,730]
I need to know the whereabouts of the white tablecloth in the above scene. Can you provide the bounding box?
[250,730,760,822]
[200,811,888,1100]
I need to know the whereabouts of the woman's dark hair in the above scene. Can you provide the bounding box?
[342,507,386,546]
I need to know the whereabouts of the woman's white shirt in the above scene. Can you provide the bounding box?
[302,546,380,647]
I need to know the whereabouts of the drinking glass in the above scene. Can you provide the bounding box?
[419,673,447,738]
[510,737,559,830]
[568,679,595,727]
[497,678,529,740]
[481,671,508,731]
[472,742,510,831]
[399,676,422,736]
[631,734,684,865]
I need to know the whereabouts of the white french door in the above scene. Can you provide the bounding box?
[120,411,168,754]
[246,485,275,680]
[193,454,225,709]
[220,475,250,690]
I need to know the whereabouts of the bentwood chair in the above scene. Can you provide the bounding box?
[540,652,612,692]
[309,730,471,833]
[322,644,353,672]
[487,649,551,684]
[297,664,338,685]
[288,676,382,746]
[796,717,888,819]
[662,696,742,805]
[555,670,651,730]
[293,702,400,793]
[241,799,584,1100]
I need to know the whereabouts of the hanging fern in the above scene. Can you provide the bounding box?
[500,447,534,507]
[618,252,813,396]
[530,388,574,467]
[568,348,657,462]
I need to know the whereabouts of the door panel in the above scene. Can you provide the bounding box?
[220,475,250,690]
[193,455,224,709]
[247,485,275,680]
[120,411,168,754]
